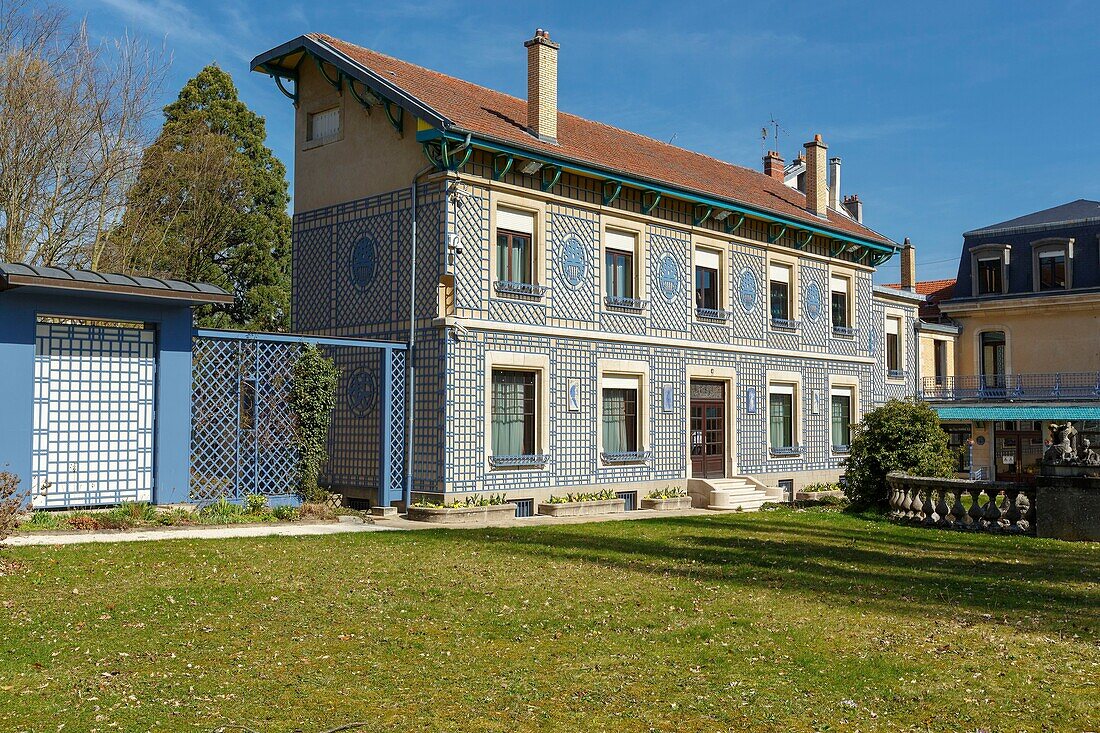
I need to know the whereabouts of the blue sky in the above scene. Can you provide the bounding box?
[71,0,1100,282]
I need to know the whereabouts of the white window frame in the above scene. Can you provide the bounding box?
[600,217,645,309]
[829,269,855,335]
[885,313,905,381]
[828,376,860,455]
[766,253,799,328]
[484,351,550,471]
[692,240,727,322]
[490,193,546,299]
[596,359,650,464]
[766,371,802,458]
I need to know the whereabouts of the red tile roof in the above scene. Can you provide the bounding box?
[883,278,956,320]
[310,33,893,247]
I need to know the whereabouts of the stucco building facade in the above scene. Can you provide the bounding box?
[912,200,1100,482]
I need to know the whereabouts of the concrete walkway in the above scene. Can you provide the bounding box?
[4,516,395,547]
[3,507,719,547]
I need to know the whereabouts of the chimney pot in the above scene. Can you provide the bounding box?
[803,134,828,218]
[763,150,785,181]
[842,194,863,223]
[525,28,560,143]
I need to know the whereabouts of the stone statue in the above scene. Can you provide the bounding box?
[1044,423,1077,463]
[1081,437,1100,466]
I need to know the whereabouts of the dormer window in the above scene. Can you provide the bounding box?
[969,243,1010,297]
[1032,238,1074,292]
[976,257,1002,295]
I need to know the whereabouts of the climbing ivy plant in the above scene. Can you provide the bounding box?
[289,345,339,501]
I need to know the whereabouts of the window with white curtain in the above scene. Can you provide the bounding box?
[830,387,853,450]
[768,383,796,450]
[491,369,536,456]
[602,375,640,453]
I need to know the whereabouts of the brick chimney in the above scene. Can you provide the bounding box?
[763,150,784,180]
[525,29,559,143]
[804,134,828,217]
[901,238,916,291]
[828,157,842,210]
[843,194,863,223]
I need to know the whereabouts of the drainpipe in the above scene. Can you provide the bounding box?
[404,163,435,510]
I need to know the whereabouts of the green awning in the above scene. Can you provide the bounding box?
[935,405,1100,420]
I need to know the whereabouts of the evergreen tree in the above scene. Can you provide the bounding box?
[110,64,290,330]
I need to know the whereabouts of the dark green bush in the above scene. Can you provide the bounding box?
[289,344,339,502]
[842,399,956,509]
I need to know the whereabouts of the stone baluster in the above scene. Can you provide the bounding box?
[887,484,900,516]
[982,488,1004,528]
[1003,486,1022,532]
[921,486,937,525]
[935,487,952,527]
[967,488,984,527]
[909,486,923,523]
[900,485,914,520]
[950,487,968,527]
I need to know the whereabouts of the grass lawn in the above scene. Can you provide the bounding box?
[1,508,1097,732]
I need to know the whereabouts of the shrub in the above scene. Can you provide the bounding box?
[1,472,27,542]
[272,505,299,521]
[25,511,61,530]
[66,514,101,531]
[647,486,687,500]
[802,482,841,493]
[199,496,245,522]
[842,399,956,509]
[547,489,617,504]
[245,493,269,515]
[298,501,336,520]
[289,344,339,502]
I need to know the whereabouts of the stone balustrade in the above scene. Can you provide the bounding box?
[885,472,1036,535]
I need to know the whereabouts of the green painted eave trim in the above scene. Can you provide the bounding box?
[417,127,898,256]
[935,405,1100,420]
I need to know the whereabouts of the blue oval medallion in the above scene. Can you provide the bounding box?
[805,281,822,322]
[658,253,680,302]
[559,234,587,289]
[350,236,376,290]
[867,327,878,356]
[738,268,758,312]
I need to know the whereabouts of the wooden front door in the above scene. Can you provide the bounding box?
[690,381,726,479]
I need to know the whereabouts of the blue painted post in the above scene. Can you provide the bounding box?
[378,346,394,506]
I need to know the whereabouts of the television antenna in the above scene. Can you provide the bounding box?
[761,115,783,155]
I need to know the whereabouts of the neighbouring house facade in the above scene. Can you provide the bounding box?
[251,30,918,508]
[914,199,1100,483]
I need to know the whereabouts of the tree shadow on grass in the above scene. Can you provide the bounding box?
[471,513,1100,637]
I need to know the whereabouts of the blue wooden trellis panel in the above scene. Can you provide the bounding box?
[190,329,406,505]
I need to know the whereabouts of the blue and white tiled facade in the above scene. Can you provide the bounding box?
[291,175,919,500]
